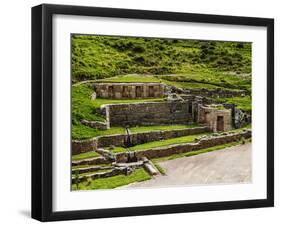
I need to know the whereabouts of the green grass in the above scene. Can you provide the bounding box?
[72,163,110,169]
[72,165,92,169]
[152,160,166,175]
[92,97,164,108]
[73,123,199,140]
[153,138,251,162]
[72,151,100,161]
[96,74,161,83]
[230,123,251,132]
[94,73,249,92]
[72,124,101,140]
[71,35,252,82]
[111,133,209,153]
[108,146,126,153]
[216,96,252,112]
[72,124,126,140]
[157,69,251,91]
[72,169,112,177]
[162,80,222,90]
[72,168,151,190]
[72,83,105,124]
[129,133,209,151]
[211,105,226,110]
[129,124,198,133]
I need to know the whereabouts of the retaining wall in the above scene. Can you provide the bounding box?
[177,87,249,98]
[81,119,109,130]
[72,138,98,155]
[72,126,209,155]
[115,130,251,162]
[104,101,193,127]
[72,156,110,166]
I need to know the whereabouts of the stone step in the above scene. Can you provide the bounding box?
[113,161,144,168]
[141,157,159,176]
[96,148,116,162]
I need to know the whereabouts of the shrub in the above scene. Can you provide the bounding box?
[133,56,145,63]
[236,43,244,48]
[132,45,145,53]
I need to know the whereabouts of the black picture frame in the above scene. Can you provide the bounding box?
[32,3,274,222]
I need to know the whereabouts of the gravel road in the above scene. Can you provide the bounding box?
[122,143,252,189]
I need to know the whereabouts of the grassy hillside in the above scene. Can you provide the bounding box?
[71,35,252,140]
[71,35,252,85]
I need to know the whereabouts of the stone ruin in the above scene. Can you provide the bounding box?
[93,82,165,99]
[87,82,250,133]
[72,81,252,181]
[72,129,252,180]
[197,105,232,132]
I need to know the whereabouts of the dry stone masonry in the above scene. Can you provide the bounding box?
[197,105,232,132]
[115,130,251,163]
[103,101,193,127]
[72,79,252,185]
[72,81,252,154]
[72,129,251,183]
[87,82,250,134]
[72,126,209,155]
[94,82,165,99]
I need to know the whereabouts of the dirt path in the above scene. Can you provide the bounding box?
[122,143,252,189]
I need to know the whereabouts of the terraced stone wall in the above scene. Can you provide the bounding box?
[115,130,251,162]
[72,138,98,155]
[72,126,209,155]
[97,126,209,148]
[171,86,249,98]
[105,101,193,127]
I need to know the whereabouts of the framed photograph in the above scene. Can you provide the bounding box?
[32,4,274,221]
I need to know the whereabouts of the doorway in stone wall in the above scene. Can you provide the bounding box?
[108,86,113,98]
[136,86,142,98]
[122,86,129,98]
[217,116,224,131]
[204,112,209,123]
[148,86,154,97]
